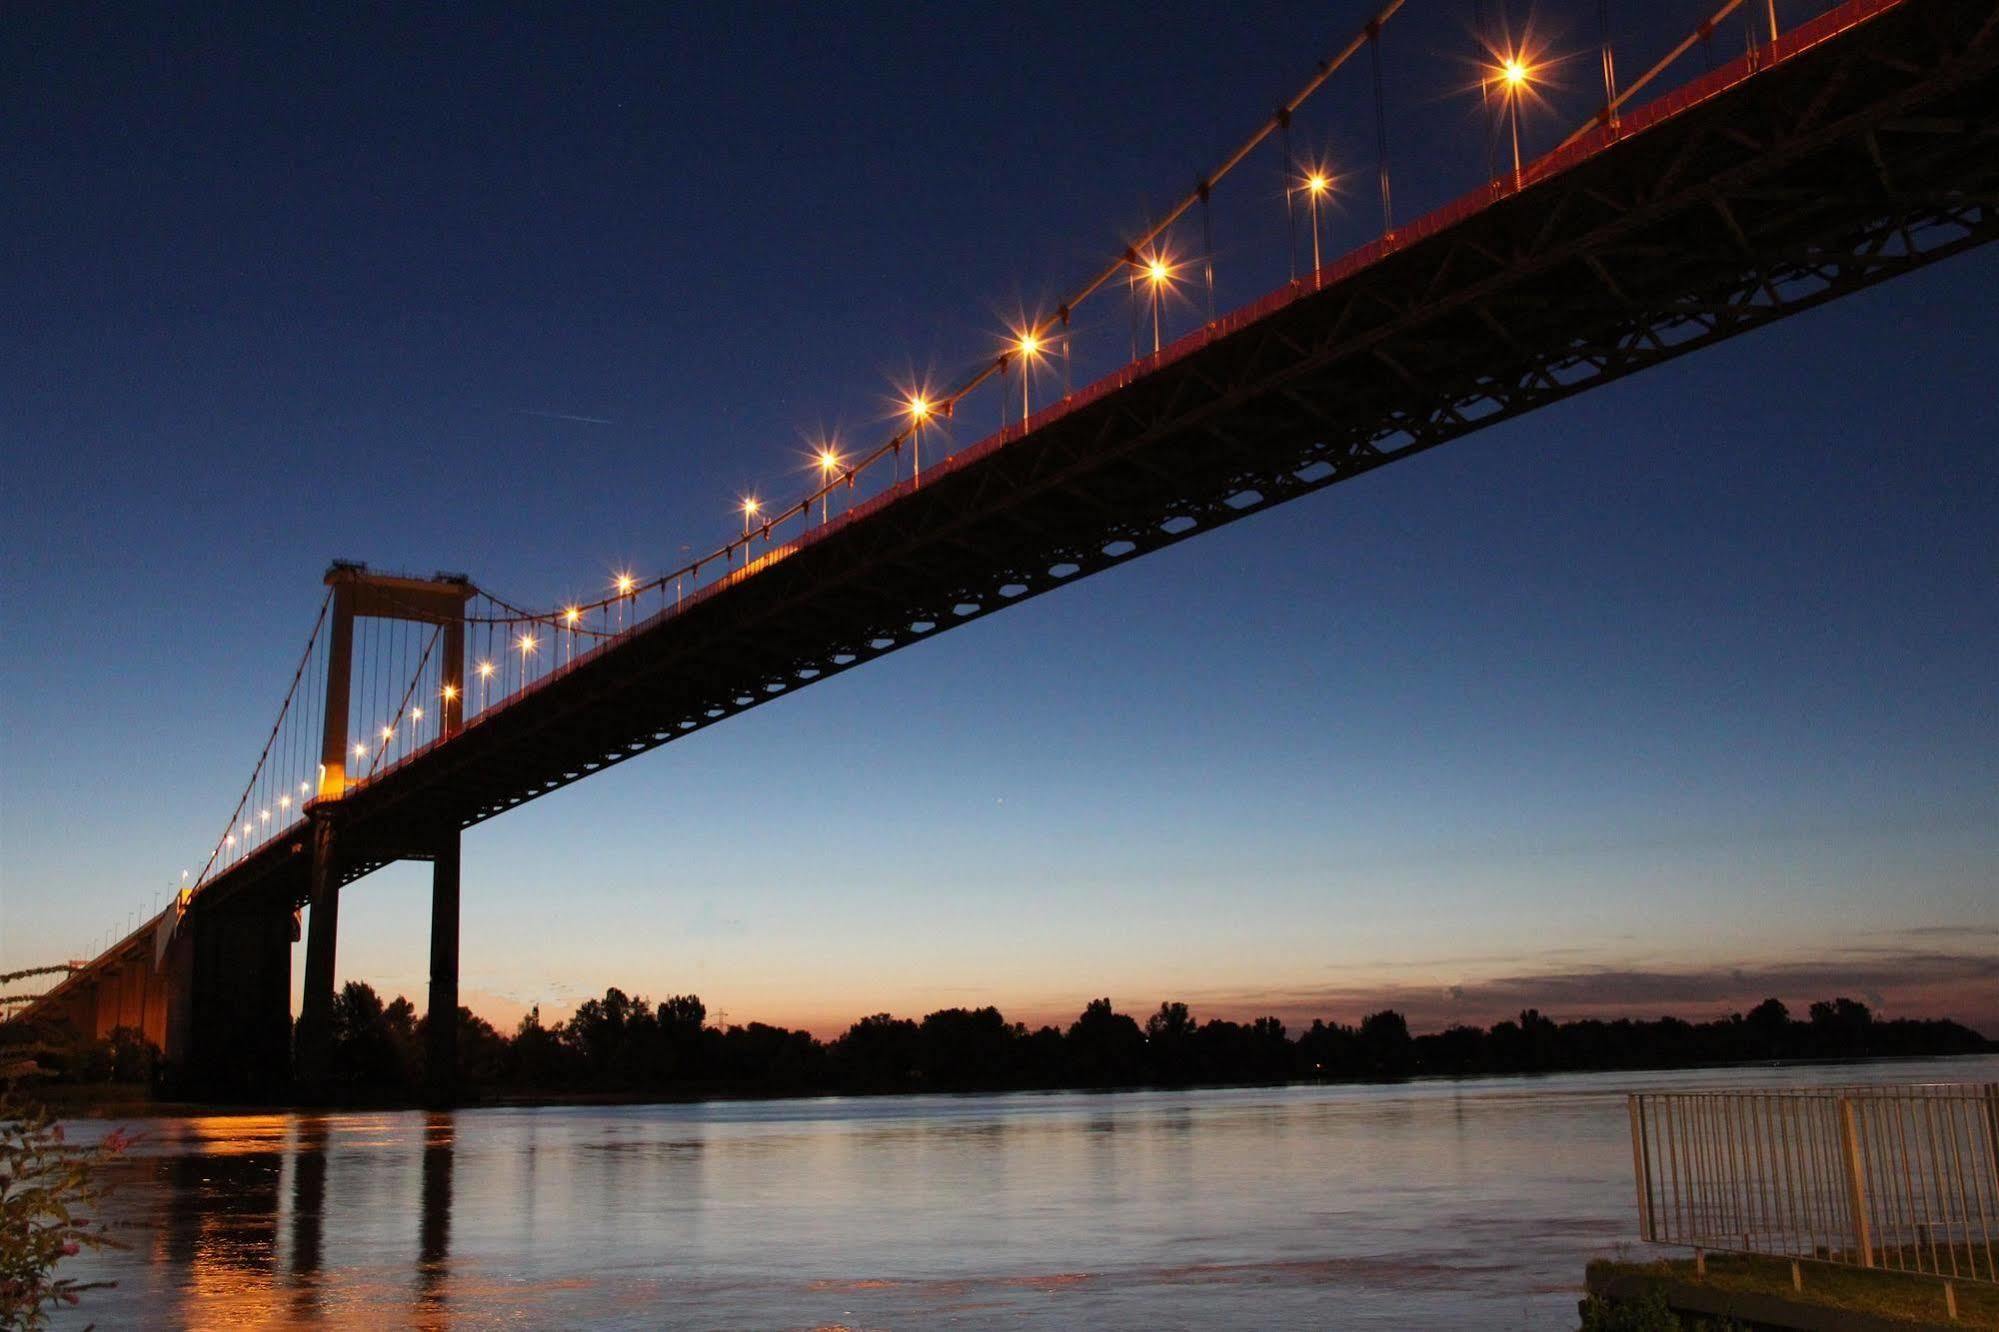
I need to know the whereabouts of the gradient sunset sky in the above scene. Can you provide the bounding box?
[4,2,1994,1037]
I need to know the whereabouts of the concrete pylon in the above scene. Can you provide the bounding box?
[426,830,461,1107]
[295,562,473,1101]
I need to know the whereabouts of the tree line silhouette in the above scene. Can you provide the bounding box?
[8,988,1987,1102]
[255,987,1999,1101]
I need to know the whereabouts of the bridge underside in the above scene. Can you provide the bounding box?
[321,0,1997,873]
[47,0,1995,1101]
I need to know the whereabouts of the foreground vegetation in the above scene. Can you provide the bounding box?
[0,1098,128,1327]
[5,989,1986,1105]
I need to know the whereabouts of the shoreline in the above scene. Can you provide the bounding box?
[29,1048,1996,1121]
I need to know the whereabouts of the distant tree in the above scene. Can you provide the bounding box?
[414,1007,508,1089]
[916,1007,1014,1090]
[1744,997,1790,1056]
[1357,1009,1413,1078]
[1415,1023,1486,1075]
[1517,1009,1559,1071]
[714,1022,823,1091]
[655,995,707,1081]
[1009,1025,1068,1088]
[507,1006,572,1088]
[1809,996,1874,1055]
[1486,1018,1526,1070]
[833,1014,921,1092]
[382,996,421,1078]
[658,995,706,1036]
[328,981,416,1093]
[566,987,661,1087]
[1296,1018,1358,1079]
[1145,1003,1198,1085]
[1066,999,1145,1087]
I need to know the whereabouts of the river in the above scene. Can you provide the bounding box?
[51,1055,1998,1328]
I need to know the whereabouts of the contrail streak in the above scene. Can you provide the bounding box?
[517,408,614,425]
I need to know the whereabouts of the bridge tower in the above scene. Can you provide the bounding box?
[296,563,472,1104]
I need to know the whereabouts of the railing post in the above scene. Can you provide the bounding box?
[1984,1084,1999,1200]
[1837,1097,1874,1268]
[1630,1095,1655,1241]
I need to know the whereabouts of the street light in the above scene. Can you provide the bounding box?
[1301,171,1332,276]
[1496,53,1537,185]
[1137,252,1174,354]
[906,396,932,481]
[1014,329,1044,422]
[612,573,636,632]
[817,447,841,524]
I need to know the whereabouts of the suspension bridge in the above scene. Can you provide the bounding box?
[12,0,1996,1103]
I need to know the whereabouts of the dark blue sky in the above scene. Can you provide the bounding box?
[4,2,1994,1033]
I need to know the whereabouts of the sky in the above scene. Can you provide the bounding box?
[3,2,1995,1039]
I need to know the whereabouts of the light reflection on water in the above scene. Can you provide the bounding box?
[57,1056,1997,1329]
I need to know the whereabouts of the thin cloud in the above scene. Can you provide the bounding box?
[1180,947,1999,1034]
[517,408,614,425]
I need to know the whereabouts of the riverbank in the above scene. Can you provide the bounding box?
[1585,1255,1996,1329]
[24,1049,1997,1120]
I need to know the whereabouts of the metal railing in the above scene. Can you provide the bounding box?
[1629,1084,1999,1283]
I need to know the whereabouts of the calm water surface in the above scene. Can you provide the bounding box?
[56,1055,1998,1329]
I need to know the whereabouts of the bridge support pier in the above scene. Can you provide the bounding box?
[178,895,294,1102]
[295,817,340,1100]
[425,830,461,1107]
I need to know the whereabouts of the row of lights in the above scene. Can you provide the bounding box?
[726,273,1147,523]
[220,777,318,851]
[360,54,1547,734]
